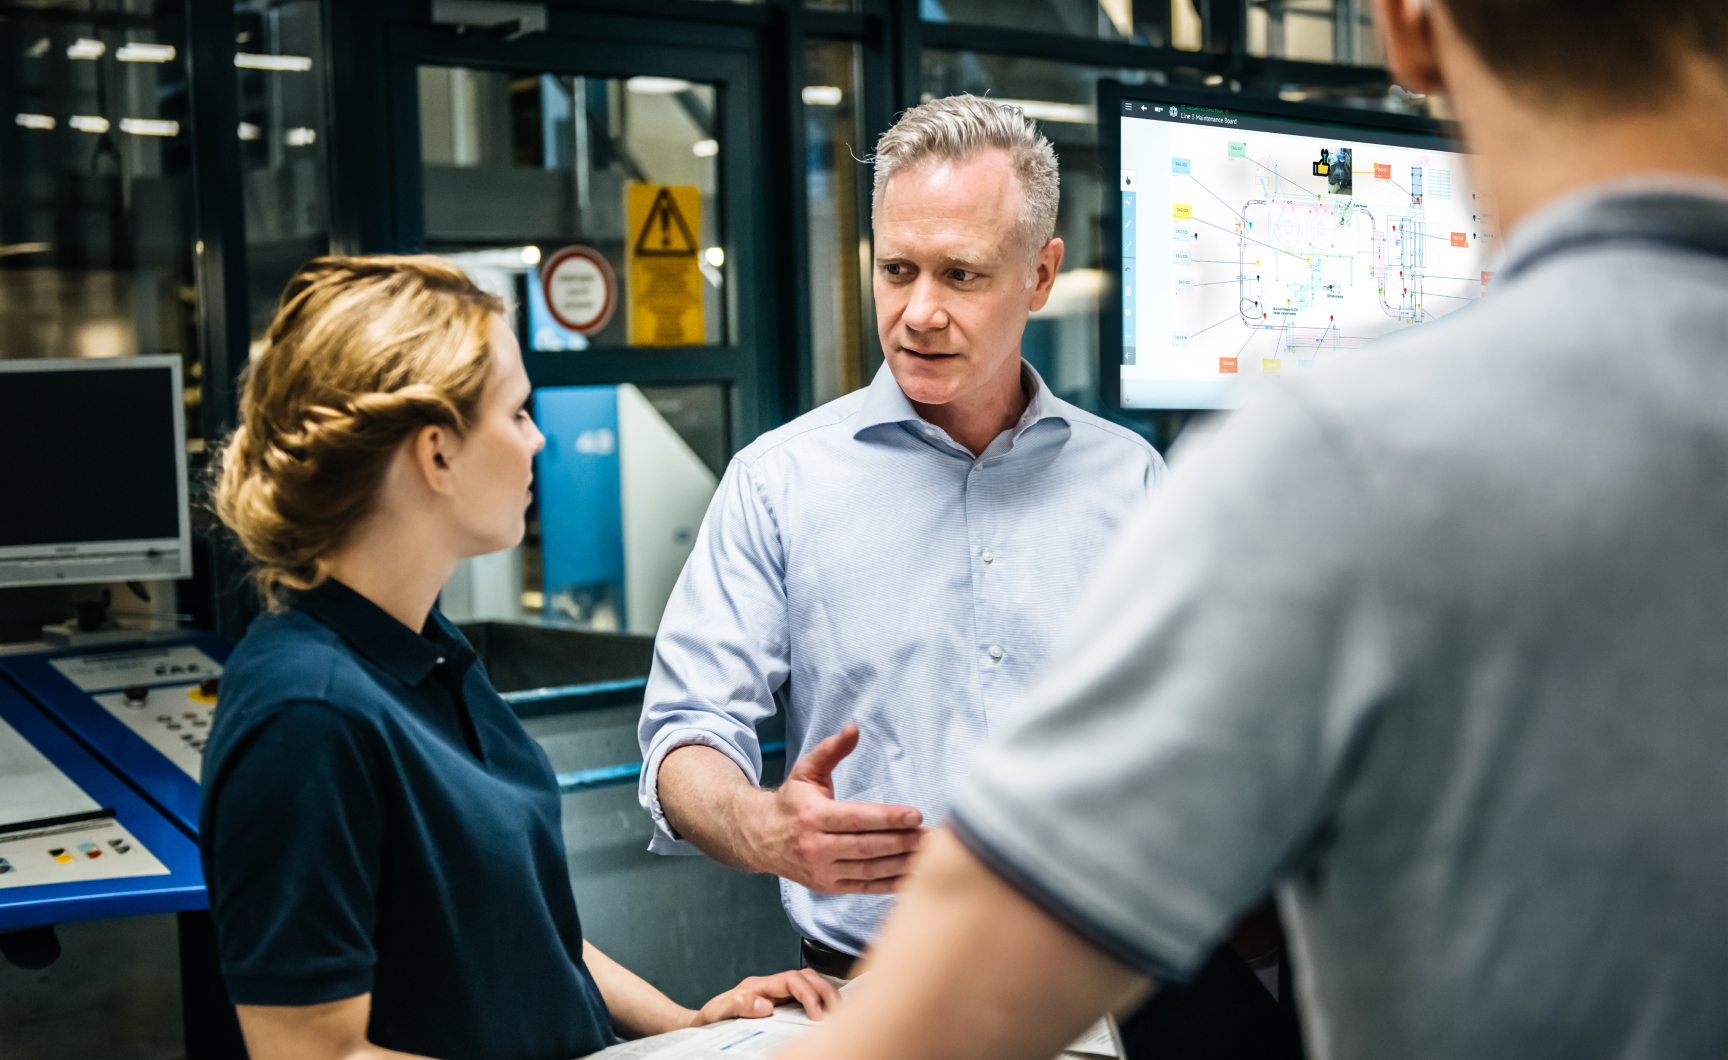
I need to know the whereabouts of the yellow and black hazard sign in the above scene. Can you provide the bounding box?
[626,184,704,346]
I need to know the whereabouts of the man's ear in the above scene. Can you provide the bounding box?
[1026,237,1066,311]
[409,422,461,497]
[1373,0,1447,97]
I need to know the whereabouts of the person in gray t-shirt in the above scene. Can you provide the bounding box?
[782,2,1728,1060]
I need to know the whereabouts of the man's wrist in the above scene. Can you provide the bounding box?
[727,781,780,876]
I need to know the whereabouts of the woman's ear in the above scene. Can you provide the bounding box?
[1373,0,1448,98]
[410,423,462,496]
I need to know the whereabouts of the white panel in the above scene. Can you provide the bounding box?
[0,717,101,828]
[441,545,525,624]
[90,684,215,781]
[616,384,718,635]
[48,644,222,692]
[0,817,169,888]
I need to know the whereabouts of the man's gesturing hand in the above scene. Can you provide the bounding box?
[745,724,924,894]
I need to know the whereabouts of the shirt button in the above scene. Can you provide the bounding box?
[989,645,1003,660]
[981,550,994,563]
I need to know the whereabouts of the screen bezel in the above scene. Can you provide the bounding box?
[1097,79,1462,415]
[0,355,192,589]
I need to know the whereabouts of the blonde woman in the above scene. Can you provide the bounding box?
[203,256,836,1060]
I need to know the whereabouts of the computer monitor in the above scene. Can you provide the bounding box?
[1100,82,1497,411]
[0,356,192,588]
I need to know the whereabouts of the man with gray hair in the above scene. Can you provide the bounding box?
[638,94,1162,976]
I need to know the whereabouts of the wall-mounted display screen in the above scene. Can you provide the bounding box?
[1105,85,1497,410]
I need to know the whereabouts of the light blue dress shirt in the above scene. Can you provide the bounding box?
[638,361,1163,953]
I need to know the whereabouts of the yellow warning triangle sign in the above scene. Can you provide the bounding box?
[633,187,699,257]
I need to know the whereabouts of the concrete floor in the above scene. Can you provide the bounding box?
[0,914,184,1060]
[0,703,799,1056]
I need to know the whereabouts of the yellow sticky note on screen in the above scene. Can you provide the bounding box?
[1173,203,1192,220]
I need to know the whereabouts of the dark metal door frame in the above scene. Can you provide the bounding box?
[377,14,786,447]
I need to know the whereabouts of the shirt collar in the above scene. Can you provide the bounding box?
[293,577,458,689]
[852,358,1067,443]
[1498,176,1728,283]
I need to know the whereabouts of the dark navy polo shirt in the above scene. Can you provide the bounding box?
[199,579,618,1060]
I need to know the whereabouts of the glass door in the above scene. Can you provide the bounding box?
[387,22,778,638]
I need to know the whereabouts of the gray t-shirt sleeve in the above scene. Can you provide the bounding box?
[951,387,1399,980]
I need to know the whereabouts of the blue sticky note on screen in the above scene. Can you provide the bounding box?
[1173,158,1191,175]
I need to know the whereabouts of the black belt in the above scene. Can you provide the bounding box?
[800,937,858,980]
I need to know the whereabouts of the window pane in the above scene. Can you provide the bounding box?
[1,1,202,441]
[923,0,1174,48]
[419,68,724,349]
[236,0,331,343]
[921,52,1154,412]
[803,41,873,406]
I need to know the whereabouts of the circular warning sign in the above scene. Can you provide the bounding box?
[540,246,617,335]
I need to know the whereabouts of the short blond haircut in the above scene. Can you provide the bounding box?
[871,94,1061,269]
[212,255,503,609]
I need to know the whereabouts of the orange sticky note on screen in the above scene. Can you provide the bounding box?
[1451,232,1469,247]
[1218,357,1238,374]
[1374,163,1391,179]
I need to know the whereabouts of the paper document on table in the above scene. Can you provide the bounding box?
[582,1013,806,1059]
[580,999,1121,1059]
[0,716,101,828]
[1064,1016,1123,1057]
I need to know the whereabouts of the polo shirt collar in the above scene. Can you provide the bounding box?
[1498,177,1728,283]
[852,358,1067,442]
[293,577,454,689]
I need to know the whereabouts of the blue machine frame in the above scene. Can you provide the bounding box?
[0,677,206,933]
[0,633,234,840]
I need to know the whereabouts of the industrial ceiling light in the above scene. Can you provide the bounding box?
[116,43,176,62]
[235,53,313,71]
[68,115,110,133]
[67,39,105,60]
[120,118,179,137]
[627,76,692,94]
[802,86,843,106]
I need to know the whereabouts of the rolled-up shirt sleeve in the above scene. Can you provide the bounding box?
[639,458,789,854]
[952,388,1399,980]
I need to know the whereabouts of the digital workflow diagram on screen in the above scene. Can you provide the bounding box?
[1118,97,1498,409]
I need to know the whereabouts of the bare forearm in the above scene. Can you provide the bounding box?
[658,744,772,872]
[779,829,1152,1060]
[584,940,696,1038]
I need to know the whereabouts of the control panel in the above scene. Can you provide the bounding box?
[90,680,218,782]
[0,816,169,890]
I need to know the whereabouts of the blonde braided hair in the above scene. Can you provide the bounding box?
[212,255,504,609]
